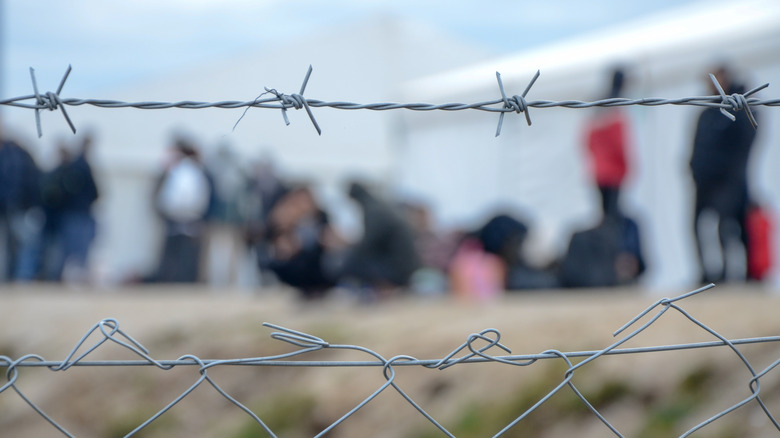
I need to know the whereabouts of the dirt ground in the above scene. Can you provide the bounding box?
[1,283,779,437]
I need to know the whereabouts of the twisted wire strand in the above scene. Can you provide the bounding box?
[2,335,779,369]
[7,94,778,111]
[2,65,775,137]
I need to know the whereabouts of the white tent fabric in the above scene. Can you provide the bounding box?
[398,0,780,289]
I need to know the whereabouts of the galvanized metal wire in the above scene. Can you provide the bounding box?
[2,65,776,137]
[1,64,779,435]
[2,284,779,437]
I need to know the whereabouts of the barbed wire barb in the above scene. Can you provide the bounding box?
[28,65,77,138]
[494,69,539,136]
[266,65,322,135]
[233,65,321,135]
[708,72,767,129]
[296,64,321,135]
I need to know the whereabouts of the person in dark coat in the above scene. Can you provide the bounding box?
[689,65,758,284]
[244,158,290,284]
[0,132,43,281]
[339,181,421,292]
[56,135,99,283]
[262,185,337,298]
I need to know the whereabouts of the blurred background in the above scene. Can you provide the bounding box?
[1,0,779,294]
[2,3,780,436]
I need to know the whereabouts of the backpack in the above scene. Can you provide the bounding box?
[746,205,774,281]
[560,220,621,288]
[156,158,211,222]
[560,214,646,288]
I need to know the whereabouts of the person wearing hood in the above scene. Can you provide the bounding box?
[689,65,758,284]
[339,181,421,294]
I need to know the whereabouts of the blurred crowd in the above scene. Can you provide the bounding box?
[144,136,428,300]
[0,63,772,298]
[0,129,98,284]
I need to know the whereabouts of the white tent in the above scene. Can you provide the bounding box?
[4,1,779,291]
[2,15,495,283]
[397,0,780,290]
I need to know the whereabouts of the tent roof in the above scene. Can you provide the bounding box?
[403,0,780,100]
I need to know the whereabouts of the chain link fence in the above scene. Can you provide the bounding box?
[2,284,779,437]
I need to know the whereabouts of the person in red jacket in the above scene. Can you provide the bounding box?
[584,67,631,218]
[562,67,646,288]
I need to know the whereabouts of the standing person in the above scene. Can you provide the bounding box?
[338,181,421,296]
[243,157,290,285]
[0,127,43,282]
[583,67,631,219]
[56,134,100,283]
[202,141,248,287]
[689,65,758,284]
[152,137,212,283]
[39,141,72,281]
[561,67,645,288]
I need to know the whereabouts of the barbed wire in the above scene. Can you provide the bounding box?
[2,284,779,437]
[2,65,777,138]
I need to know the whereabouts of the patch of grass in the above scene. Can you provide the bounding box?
[231,391,317,438]
[411,363,638,438]
[150,327,188,351]
[0,341,17,359]
[305,323,351,346]
[637,364,717,438]
[712,423,742,438]
[638,398,698,438]
[231,418,275,438]
[679,364,715,395]
[415,363,572,437]
[102,407,176,438]
[559,378,634,416]
[588,379,634,408]
[417,362,719,437]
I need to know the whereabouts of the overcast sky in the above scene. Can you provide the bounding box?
[1,0,705,99]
